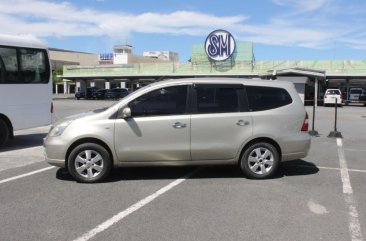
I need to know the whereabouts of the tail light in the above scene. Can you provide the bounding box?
[301,112,309,132]
[51,102,54,114]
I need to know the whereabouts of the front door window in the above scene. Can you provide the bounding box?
[129,85,188,117]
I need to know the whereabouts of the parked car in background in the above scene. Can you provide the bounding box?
[92,89,108,100]
[86,87,101,99]
[75,90,86,100]
[44,78,311,183]
[349,88,363,102]
[106,88,129,99]
[324,89,342,106]
[359,90,366,106]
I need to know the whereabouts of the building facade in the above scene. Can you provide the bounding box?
[58,37,366,105]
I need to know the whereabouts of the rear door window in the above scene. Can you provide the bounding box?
[193,84,248,114]
[246,86,292,111]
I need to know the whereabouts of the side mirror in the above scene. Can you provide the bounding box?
[121,107,131,119]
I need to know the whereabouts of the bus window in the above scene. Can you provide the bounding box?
[0,47,19,83]
[20,48,49,83]
[0,47,49,84]
[0,55,5,82]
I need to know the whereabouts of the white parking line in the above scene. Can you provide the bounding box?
[0,166,55,185]
[73,168,201,241]
[337,138,363,241]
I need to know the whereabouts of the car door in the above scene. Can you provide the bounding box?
[190,84,252,160]
[114,84,191,162]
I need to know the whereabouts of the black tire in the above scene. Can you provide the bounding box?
[68,143,112,183]
[0,118,9,147]
[240,142,279,179]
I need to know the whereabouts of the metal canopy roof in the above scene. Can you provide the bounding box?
[268,67,326,79]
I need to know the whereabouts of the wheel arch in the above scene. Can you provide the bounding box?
[65,137,114,169]
[0,113,14,138]
[239,137,282,163]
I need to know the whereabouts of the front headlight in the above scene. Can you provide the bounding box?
[48,120,73,137]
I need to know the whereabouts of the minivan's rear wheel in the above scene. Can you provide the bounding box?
[240,142,279,179]
[0,118,9,147]
[68,143,112,183]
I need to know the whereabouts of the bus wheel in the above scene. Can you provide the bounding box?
[0,118,9,147]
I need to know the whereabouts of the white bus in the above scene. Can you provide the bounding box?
[0,35,52,146]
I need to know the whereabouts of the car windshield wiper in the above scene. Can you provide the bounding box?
[92,107,108,113]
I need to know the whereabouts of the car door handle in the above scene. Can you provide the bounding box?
[172,122,187,129]
[236,120,250,126]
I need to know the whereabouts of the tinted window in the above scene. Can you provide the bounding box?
[246,86,292,111]
[129,85,188,117]
[0,46,50,84]
[195,84,245,113]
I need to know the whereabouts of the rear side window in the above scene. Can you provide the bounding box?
[246,86,292,111]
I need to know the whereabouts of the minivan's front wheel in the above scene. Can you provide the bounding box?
[240,142,279,179]
[68,143,112,183]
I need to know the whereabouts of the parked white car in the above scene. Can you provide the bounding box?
[324,89,342,106]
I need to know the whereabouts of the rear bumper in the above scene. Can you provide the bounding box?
[281,133,311,162]
[324,97,342,104]
[282,151,309,162]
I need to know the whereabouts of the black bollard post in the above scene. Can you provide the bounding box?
[309,98,319,136]
[328,98,343,138]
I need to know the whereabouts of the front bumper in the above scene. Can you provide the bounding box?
[43,137,67,168]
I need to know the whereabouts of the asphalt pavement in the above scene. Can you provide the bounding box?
[0,99,365,241]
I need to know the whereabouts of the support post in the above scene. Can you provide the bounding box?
[328,98,343,138]
[63,81,68,94]
[314,77,318,107]
[309,99,319,136]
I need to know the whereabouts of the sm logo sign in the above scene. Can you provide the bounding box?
[205,30,236,61]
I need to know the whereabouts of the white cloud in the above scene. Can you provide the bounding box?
[0,0,247,39]
[272,0,330,12]
[0,0,365,51]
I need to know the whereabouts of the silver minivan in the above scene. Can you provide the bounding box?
[44,78,311,183]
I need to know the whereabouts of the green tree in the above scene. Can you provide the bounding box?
[52,67,63,83]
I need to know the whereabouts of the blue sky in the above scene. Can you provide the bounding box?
[1,0,366,62]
